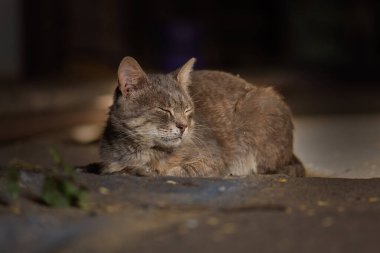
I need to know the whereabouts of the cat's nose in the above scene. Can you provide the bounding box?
[176,123,187,134]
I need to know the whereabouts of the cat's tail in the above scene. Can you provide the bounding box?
[76,162,103,174]
[278,155,306,177]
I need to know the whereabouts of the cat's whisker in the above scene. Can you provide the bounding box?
[188,133,213,156]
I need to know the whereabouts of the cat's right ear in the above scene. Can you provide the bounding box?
[176,58,196,88]
[117,56,148,97]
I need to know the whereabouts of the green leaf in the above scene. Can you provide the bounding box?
[48,147,75,177]
[41,175,90,209]
[5,165,21,199]
[76,189,90,210]
[7,182,21,199]
[48,147,63,167]
[42,177,71,208]
[62,181,79,196]
[63,163,75,177]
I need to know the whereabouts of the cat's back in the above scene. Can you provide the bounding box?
[190,70,287,113]
[189,70,295,175]
[191,70,253,98]
[190,70,254,117]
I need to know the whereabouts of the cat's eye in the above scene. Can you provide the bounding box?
[157,107,173,115]
[185,107,193,114]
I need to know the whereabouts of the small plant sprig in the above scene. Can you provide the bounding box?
[1,160,44,204]
[41,148,90,209]
[1,148,90,210]
[4,164,22,200]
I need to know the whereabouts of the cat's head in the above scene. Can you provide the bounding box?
[111,56,196,151]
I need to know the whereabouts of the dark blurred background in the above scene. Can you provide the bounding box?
[0,0,380,133]
[1,0,379,79]
[1,0,380,178]
[2,0,380,109]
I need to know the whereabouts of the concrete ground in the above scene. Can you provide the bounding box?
[1,173,380,253]
[294,114,380,178]
[1,76,380,252]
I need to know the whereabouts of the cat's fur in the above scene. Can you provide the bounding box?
[100,56,305,177]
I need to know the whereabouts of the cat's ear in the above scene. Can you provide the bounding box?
[176,58,196,87]
[117,56,148,97]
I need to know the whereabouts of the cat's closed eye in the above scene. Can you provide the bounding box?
[157,107,173,116]
[185,107,193,115]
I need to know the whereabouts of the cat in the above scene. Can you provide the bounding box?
[99,56,305,177]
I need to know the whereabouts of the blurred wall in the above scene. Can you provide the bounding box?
[0,0,22,78]
[1,0,379,81]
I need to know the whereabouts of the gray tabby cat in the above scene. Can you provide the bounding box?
[100,56,305,177]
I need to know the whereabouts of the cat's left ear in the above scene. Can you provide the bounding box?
[118,56,148,97]
[176,58,196,88]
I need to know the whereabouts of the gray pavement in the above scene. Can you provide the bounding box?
[294,114,380,178]
[1,173,380,253]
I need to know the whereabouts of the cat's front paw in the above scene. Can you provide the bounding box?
[163,163,219,177]
[163,166,190,177]
[129,166,158,177]
[105,165,157,177]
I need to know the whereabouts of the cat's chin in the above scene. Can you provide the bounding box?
[155,137,182,149]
